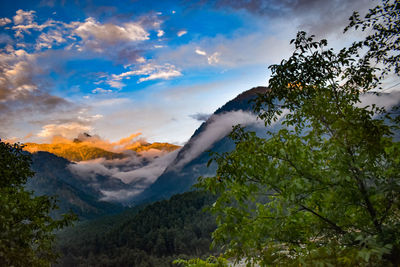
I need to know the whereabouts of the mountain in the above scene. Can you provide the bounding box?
[27,151,125,220]
[130,86,268,205]
[128,142,181,153]
[24,142,125,162]
[24,136,182,217]
[24,140,180,162]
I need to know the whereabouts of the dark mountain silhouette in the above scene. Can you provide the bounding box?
[27,152,124,219]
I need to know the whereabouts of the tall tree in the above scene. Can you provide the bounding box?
[0,140,75,266]
[198,0,400,266]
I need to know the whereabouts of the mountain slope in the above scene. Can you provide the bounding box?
[27,151,124,219]
[55,191,218,267]
[130,86,268,205]
[127,142,181,153]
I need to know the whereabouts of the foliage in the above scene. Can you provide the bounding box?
[0,141,75,266]
[345,0,400,76]
[56,191,219,267]
[173,255,228,267]
[197,1,400,266]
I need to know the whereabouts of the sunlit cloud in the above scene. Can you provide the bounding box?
[195,49,207,56]
[73,17,149,47]
[109,62,182,85]
[157,29,165,37]
[37,122,93,139]
[0,18,12,26]
[13,9,35,25]
[177,30,187,37]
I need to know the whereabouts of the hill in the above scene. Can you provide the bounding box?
[55,191,218,267]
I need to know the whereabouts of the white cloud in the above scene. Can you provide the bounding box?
[138,65,181,82]
[157,29,165,37]
[207,52,220,64]
[73,17,149,45]
[195,49,207,56]
[177,30,187,37]
[0,18,11,26]
[136,57,146,63]
[358,91,400,110]
[12,19,58,38]
[113,149,179,184]
[13,10,35,25]
[157,33,292,68]
[92,87,113,94]
[107,79,126,89]
[174,110,261,168]
[36,30,66,49]
[37,122,92,139]
[109,62,182,85]
[68,149,180,202]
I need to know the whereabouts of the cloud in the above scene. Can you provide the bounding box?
[68,147,180,202]
[92,87,113,94]
[157,33,292,69]
[358,91,400,110]
[35,30,66,49]
[73,17,149,47]
[0,18,11,26]
[194,48,220,65]
[92,97,130,107]
[13,9,35,25]
[138,64,181,82]
[177,30,187,37]
[174,110,261,168]
[109,62,182,86]
[37,122,93,139]
[112,150,179,184]
[157,29,165,37]
[11,10,59,38]
[195,49,207,56]
[208,0,373,38]
[207,51,220,64]
[0,45,73,138]
[189,112,211,122]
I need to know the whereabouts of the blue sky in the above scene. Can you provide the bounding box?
[0,0,374,144]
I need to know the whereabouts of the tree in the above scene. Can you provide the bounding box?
[198,1,400,266]
[0,140,75,266]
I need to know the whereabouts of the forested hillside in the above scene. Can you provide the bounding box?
[55,191,218,267]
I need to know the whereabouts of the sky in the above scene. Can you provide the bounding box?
[0,0,378,145]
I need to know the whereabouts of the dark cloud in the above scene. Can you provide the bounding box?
[189,112,211,122]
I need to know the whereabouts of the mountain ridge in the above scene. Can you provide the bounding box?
[24,140,181,162]
[130,86,267,205]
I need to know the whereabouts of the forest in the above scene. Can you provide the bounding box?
[55,191,218,266]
